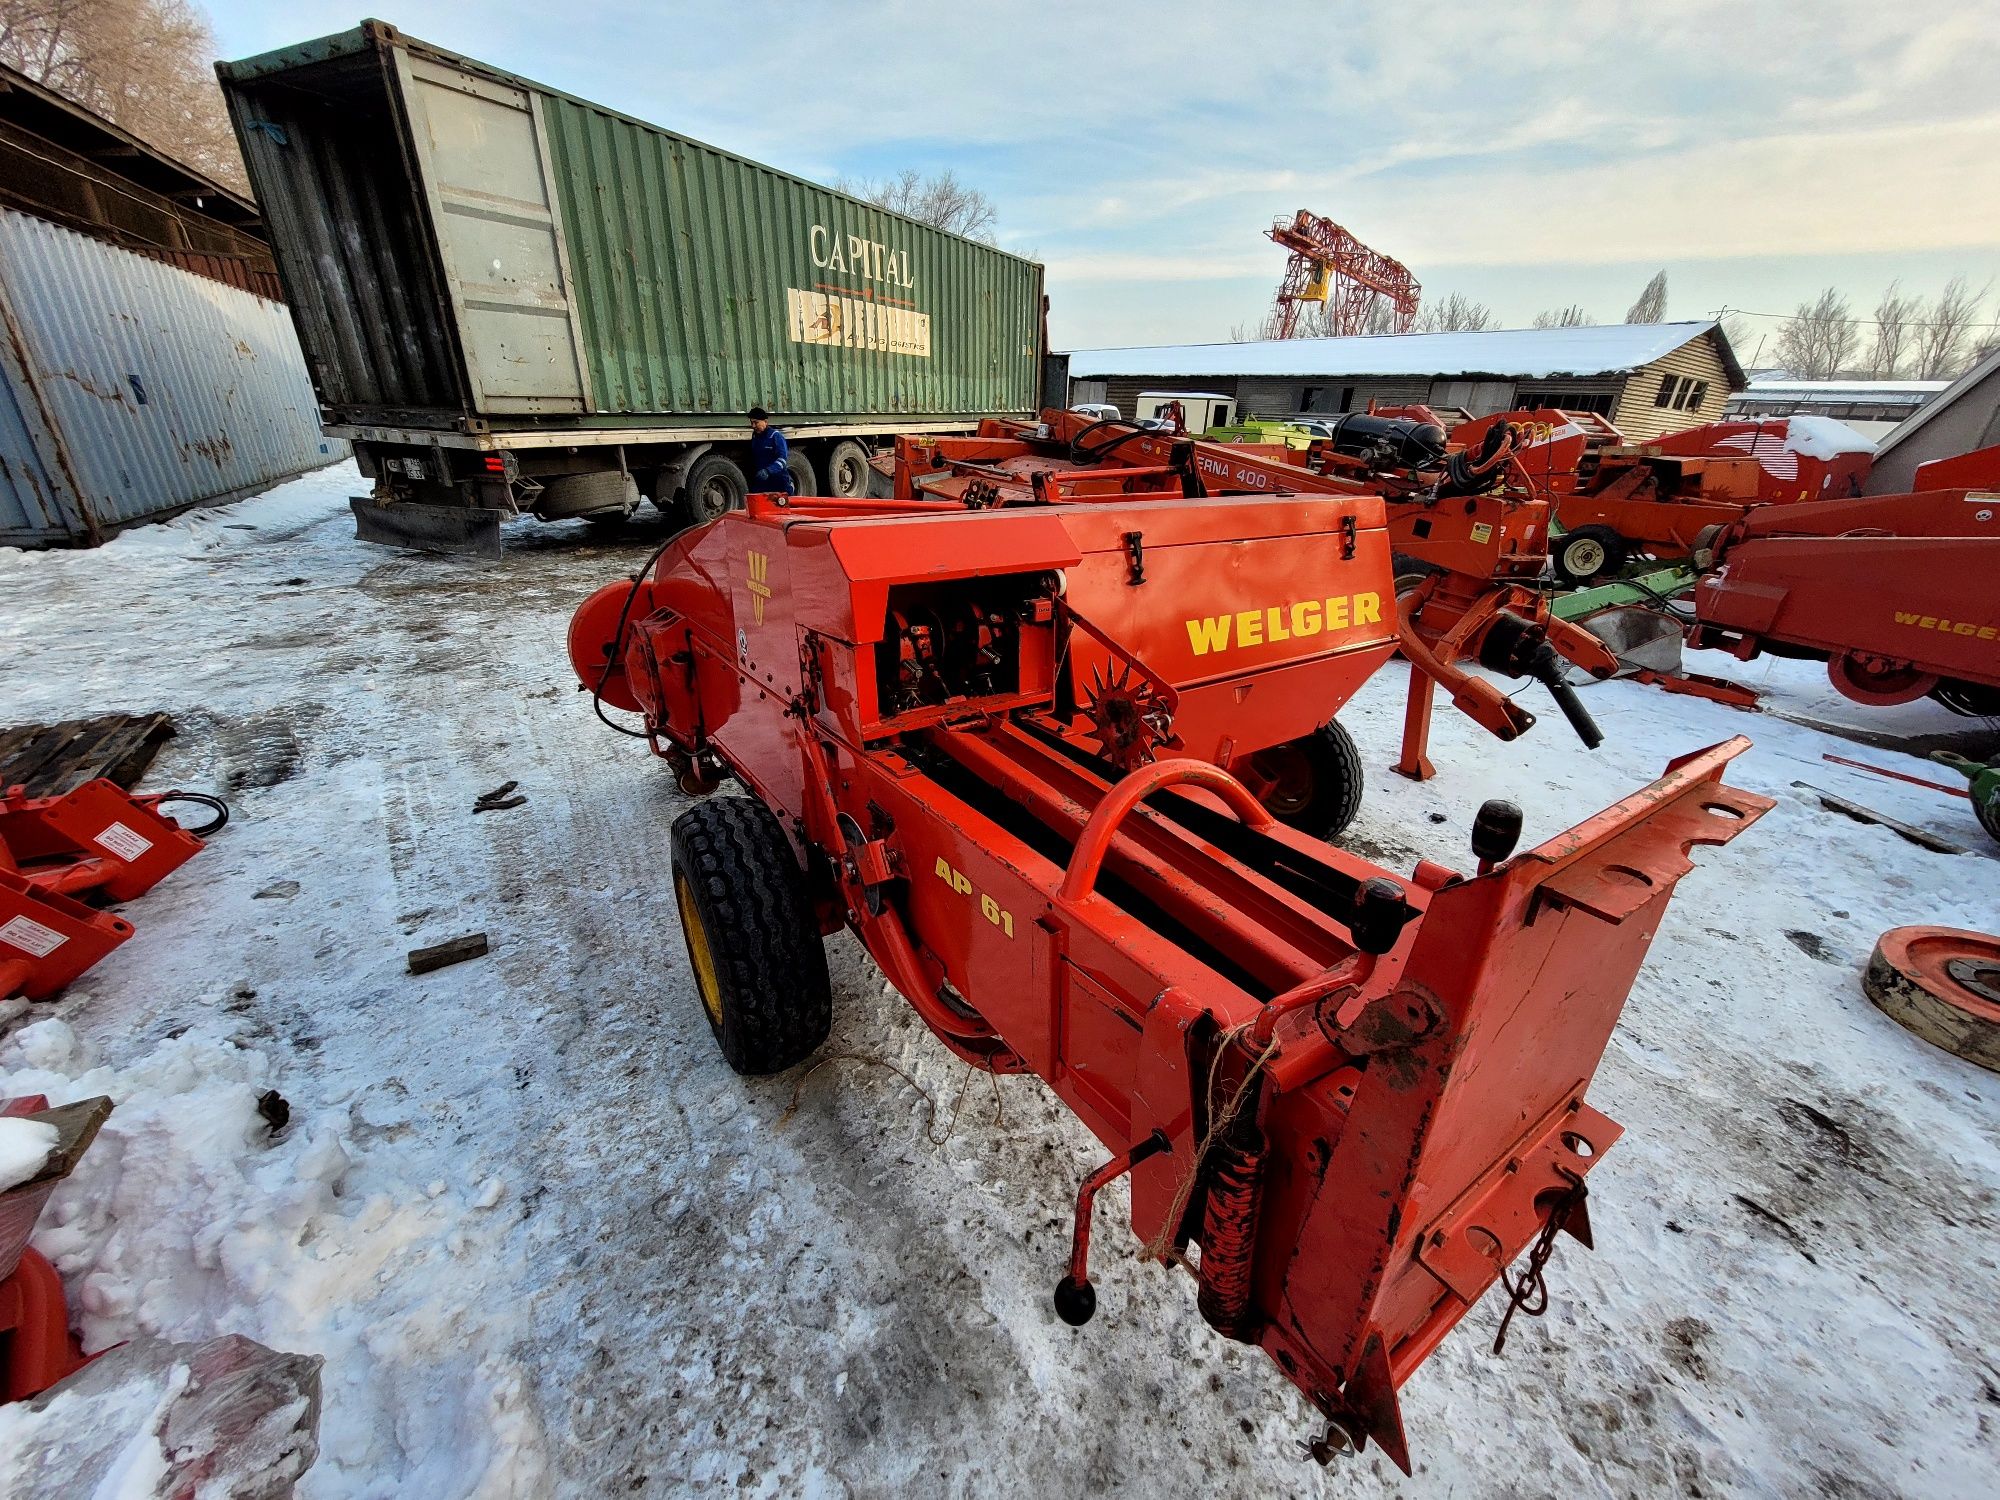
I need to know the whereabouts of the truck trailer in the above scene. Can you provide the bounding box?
[217,21,1046,552]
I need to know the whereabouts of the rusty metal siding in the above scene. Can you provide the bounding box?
[0,209,344,546]
[534,91,1042,421]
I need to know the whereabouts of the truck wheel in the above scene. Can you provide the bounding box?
[679,454,749,527]
[1553,527,1626,587]
[669,798,832,1075]
[1240,720,1364,841]
[785,450,819,497]
[825,440,871,497]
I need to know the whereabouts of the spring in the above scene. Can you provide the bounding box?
[1195,1125,1266,1339]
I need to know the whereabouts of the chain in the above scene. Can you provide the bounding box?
[1491,1168,1588,1355]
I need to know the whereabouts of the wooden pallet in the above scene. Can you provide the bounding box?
[0,713,176,798]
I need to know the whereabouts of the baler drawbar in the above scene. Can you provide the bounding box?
[569,486,1768,1469]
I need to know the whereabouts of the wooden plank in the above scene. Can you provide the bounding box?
[407,933,490,975]
[0,712,175,797]
[1800,784,1971,856]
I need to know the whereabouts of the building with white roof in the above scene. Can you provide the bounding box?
[1061,321,1745,441]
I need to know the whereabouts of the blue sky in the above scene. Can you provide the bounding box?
[205,1,2000,356]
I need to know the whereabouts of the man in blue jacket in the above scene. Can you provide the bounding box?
[747,407,796,495]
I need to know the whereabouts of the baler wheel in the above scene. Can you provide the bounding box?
[1240,721,1364,842]
[669,798,832,1074]
[1863,926,2000,1073]
[1553,527,1626,588]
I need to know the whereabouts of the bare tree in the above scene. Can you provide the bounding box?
[1911,276,1990,379]
[833,167,997,242]
[1531,304,1595,328]
[1771,287,1858,380]
[0,0,243,188]
[1864,281,1922,378]
[1413,292,1497,334]
[1624,270,1668,323]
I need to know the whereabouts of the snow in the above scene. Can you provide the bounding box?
[1065,321,1721,380]
[0,1114,57,1191]
[1,461,1997,1497]
[1767,413,1877,459]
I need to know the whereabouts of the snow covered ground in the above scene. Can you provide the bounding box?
[1,462,1995,1498]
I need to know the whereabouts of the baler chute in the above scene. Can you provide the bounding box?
[569,483,1768,1469]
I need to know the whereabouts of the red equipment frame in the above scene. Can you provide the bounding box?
[1690,480,2000,711]
[569,486,1770,1468]
[0,780,205,998]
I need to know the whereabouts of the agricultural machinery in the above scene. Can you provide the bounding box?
[889,409,1622,792]
[568,461,1769,1468]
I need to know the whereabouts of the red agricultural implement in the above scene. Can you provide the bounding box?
[0,781,215,999]
[568,483,1769,1468]
[889,409,1620,792]
[1452,413,1875,587]
[1689,460,2000,718]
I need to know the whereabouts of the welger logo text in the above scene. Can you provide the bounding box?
[1186,592,1383,655]
[1894,610,1996,640]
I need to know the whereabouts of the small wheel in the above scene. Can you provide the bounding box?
[669,797,832,1074]
[1240,720,1364,841]
[784,450,819,497]
[825,439,871,497]
[677,454,749,528]
[1827,652,1937,707]
[1553,526,1626,587]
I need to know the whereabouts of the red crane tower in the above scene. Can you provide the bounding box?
[1266,210,1421,339]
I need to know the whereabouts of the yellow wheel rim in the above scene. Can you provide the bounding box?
[674,871,725,1027]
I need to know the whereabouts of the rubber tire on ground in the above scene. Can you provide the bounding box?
[1553,525,1627,588]
[669,797,833,1075]
[825,440,871,497]
[1246,719,1365,841]
[785,450,819,497]
[677,453,749,529]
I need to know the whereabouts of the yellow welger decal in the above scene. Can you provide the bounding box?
[1185,592,1384,656]
[746,550,773,624]
[1893,609,1997,640]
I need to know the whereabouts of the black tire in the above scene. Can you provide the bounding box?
[1243,720,1364,841]
[825,440,871,497]
[668,798,832,1074]
[677,453,749,528]
[785,450,819,497]
[1553,526,1627,588]
[1930,679,2000,718]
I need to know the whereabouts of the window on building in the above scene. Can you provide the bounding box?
[1653,375,1710,412]
[1300,385,1329,412]
[1339,385,1354,412]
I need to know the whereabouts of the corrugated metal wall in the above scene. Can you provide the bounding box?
[537,92,1043,421]
[0,209,344,546]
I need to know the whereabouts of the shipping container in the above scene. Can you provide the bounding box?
[0,209,345,549]
[217,21,1046,551]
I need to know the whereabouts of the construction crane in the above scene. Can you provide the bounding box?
[1266,210,1421,339]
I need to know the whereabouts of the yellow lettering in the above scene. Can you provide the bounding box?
[1894,611,1922,625]
[1981,626,1997,641]
[1920,616,1938,629]
[1292,600,1321,637]
[934,856,952,882]
[1266,606,1290,643]
[1326,595,1349,630]
[1355,591,1382,626]
[1237,609,1264,647]
[1186,615,1231,655]
[1953,621,1977,636]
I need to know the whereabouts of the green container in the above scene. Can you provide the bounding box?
[218,21,1044,433]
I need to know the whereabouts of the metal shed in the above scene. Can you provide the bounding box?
[0,208,343,547]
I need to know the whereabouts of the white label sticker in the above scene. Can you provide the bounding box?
[95,822,153,861]
[0,913,67,957]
